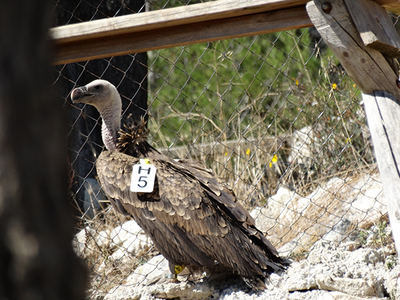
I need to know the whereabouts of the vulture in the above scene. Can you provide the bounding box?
[71,79,289,289]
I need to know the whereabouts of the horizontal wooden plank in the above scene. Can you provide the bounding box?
[53,6,311,64]
[51,0,400,64]
[51,0,308,43]
[51,0,400,43]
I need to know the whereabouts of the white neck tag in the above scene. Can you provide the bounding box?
[130,159,157,193]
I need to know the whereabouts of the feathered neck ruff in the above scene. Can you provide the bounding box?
[117,116,157,157]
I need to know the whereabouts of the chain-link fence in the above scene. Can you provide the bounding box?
[53,1,396,298]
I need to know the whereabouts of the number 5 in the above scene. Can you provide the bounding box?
[138,176,148,188]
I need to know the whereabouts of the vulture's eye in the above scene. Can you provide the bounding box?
[94,85,102,91]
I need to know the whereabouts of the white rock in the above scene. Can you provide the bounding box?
[104,255,168,300]
[127,255,169,286]
[72,226,96,258]
[260,239,392,298]
[283,261,318,292]
[316,275,378,297]
[252,173,386,255]
[150,281,216,300]
[385,264,400,299]
[101,236,396,299]
[287,290,382,300]
[288,126,320,169]
[104,255,216,300]
[109,220,152,257]
[94,220,153,273]
[95,229,112,247]
[251,186,302,233]
[110,220,144,245]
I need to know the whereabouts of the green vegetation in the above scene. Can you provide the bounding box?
[149,30,355,140]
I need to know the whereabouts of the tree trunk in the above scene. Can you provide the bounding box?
[0,1,87,299]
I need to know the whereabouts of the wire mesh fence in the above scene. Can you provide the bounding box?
[53,0,396,298]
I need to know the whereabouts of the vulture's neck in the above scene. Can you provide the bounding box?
[99,104,121,151]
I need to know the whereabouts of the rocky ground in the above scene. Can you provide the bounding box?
[75,172,399,299]
[95,230,398,300]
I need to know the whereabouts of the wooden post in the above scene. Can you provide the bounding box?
[363,92,400,253]
[346,0,400,56]
[306,0,400,255]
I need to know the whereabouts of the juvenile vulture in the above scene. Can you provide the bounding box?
[71,79,289,289]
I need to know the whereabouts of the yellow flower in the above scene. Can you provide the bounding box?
[269,154,278,168]
[332,83,338,90]
[352,83,356,88]
[345,137,351,144]
[246,148,251,156]
[295,79,299,86]
[224,152,228,156]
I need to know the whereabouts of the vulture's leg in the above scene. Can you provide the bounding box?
[168,261,185,281]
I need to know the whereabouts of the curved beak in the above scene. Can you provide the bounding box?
[71,86,92,103]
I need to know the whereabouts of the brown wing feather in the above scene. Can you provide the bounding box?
[96,150,287,280]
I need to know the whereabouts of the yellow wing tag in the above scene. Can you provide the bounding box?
[174,265,185,274]
[130,159,156,193]
[142,158,151,164]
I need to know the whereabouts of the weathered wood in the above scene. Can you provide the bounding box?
[52,0,308,43]
[363,92,400,254]
[306,0,400,99]
[50,0,400,43]
[346,0,400,57]
[53,6,311,65]
[308,0,400,255]
[376,0,400,14]
[51,0,400,64]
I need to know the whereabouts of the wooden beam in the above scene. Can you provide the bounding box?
[53,6,311,65]
[52,0,309,43]
[51,0,400,65]
[346,0,400,57]
[306,0,400,98]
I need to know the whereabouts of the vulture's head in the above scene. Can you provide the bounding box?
[71,79,122,150]
[71,79,121,113]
